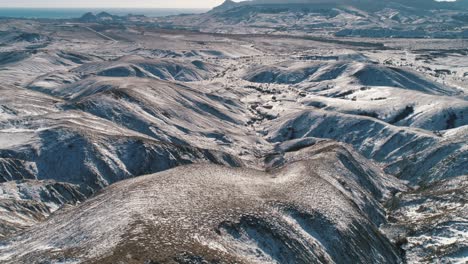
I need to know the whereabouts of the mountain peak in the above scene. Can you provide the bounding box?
[210,0,239,13]
[96,11,113,18]
[79,12,97,22]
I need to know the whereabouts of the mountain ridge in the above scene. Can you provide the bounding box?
[211,0,468,12]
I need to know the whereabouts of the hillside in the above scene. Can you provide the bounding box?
[1,143,405,264]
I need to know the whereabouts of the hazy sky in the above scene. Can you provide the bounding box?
[0,0,234,8]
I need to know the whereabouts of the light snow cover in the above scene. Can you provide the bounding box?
[0,0,467,263]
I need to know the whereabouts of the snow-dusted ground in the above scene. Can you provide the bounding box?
[0,8,466,263]
[383,175,468,264]
[0,143,405,263]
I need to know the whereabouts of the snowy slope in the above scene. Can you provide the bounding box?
[243,61,462,96]
[0,110,243,189]
[0,143,404,264]
[72,56,221,82]
[0,180,85,239]
[300,90,468,131]
[384,175,468,263]
[265,109,467,184]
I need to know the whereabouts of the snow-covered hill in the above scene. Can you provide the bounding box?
[0,143,405,264]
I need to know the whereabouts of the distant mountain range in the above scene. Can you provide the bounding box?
[149,0,468,38]
[212,0,468,12]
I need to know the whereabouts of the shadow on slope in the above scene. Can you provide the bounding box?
[244,61,461,96]
[72,56,221,82]
[266,109,468,184]
[0,143,404,264]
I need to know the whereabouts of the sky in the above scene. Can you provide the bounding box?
[0,0,235,8]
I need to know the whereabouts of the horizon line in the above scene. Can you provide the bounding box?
[0,7,210,9]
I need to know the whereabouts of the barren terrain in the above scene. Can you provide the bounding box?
[0,1,467,263]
